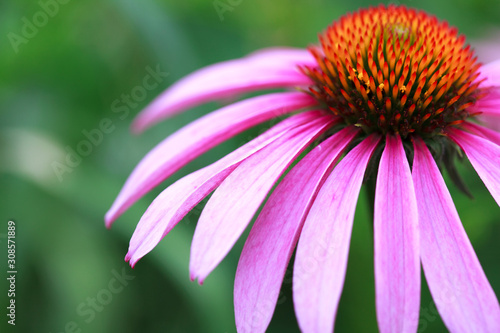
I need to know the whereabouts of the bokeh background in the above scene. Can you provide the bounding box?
[1,0,499,332]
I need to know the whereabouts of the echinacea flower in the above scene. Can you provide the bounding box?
[106,5,500,333]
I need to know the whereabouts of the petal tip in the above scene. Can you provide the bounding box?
[105,197,128,228]
[189,267,207,285]
[125,254,138,269]
[104,212,115,229]
[128,257,138,269]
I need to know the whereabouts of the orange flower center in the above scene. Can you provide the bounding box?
[302,5,484,138]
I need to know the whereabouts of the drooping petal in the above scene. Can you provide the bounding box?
[412,137,500,333]
[374,135,420,333]
[132,48,316,132]
[105,92,317,226]
[293,134,381,333]
[125,111,327,266]
[448,128,500,206]
[234,126,359,333]
[189,116,337,283]
[462,122,500,146]
[477,59,500,88]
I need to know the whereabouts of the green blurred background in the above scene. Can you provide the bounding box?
[1,0,499,332]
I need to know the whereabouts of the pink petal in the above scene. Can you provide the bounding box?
[240,48,318,68]
[125,111,326,266]
[374,135,420,333]
[234,126,359,333]
[469,89,500,116]
[461,122,500,146]
[470,104,500,116]
[132,48,315,132]
[293,134,381,333]
[412,137,500,332]
[448,128,500,206]
[189,116,337,283]
[105,92,317,227]
[477,59,500,88]
[478,114,500,132]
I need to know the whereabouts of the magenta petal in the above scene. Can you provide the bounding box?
[477,59,500,88]
[469,89,500,116]
[293,134,381,333]
[448,128,500,206]
[374,135,420,333]
[478,114,500,132]
[470,103,500,116]
[234,126,359,333]
[125,111,326,266]
[105,92,317,227]
[132,48,315,132]
[412,137,500,332]
[462,122,500,146]
[237,48,318,68]
[189,116,336,283]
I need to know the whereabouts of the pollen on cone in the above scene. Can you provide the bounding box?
[301,5,481,137]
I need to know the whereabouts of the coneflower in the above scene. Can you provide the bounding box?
[106,5,500,332]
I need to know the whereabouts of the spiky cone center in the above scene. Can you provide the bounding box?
[302,5,485,138]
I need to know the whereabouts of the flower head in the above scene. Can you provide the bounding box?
[304,6,482,138]
[107,5,500,333]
